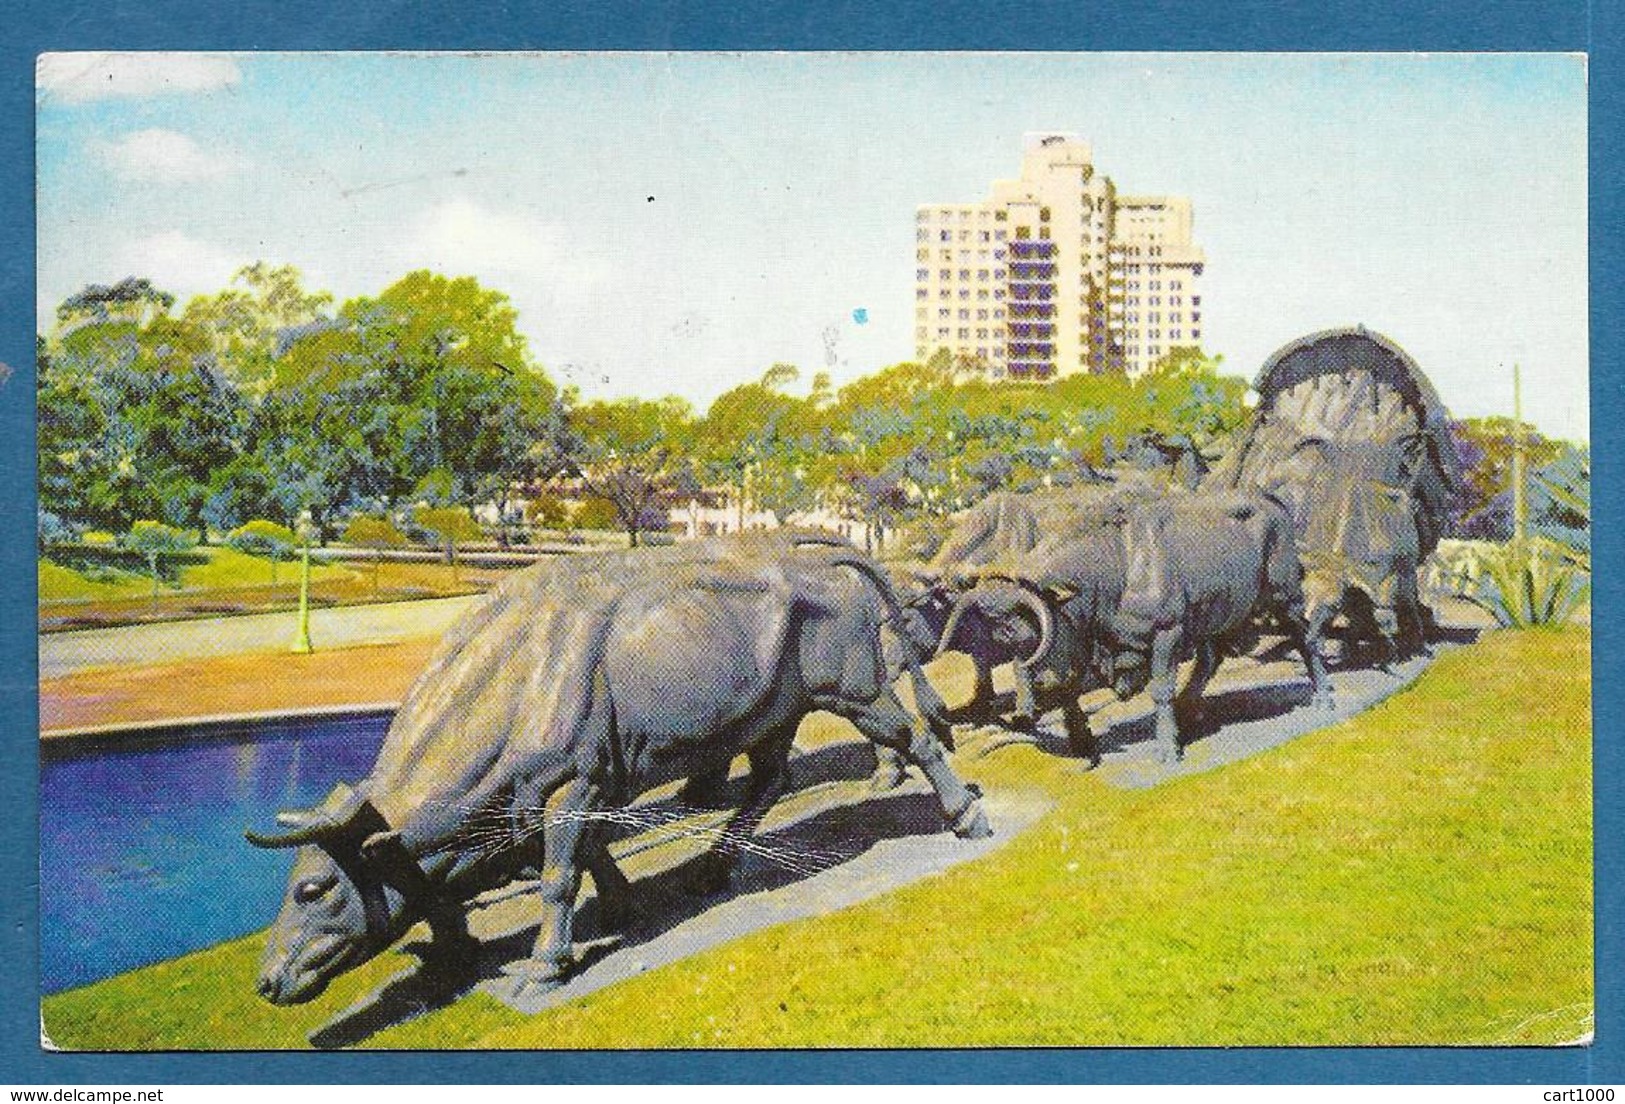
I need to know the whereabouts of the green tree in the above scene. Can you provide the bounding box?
[123,520,197,598]
[342,514,408,596]
[698,363,828,527]
[42,285,247,537]
[225,519,297,584]
[182,263,335,395]
[414,505,484,583]
[559,396,697,547]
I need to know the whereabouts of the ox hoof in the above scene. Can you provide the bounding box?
[950,801,993,840]
[682,852,733,897]
[500,957,571,1004]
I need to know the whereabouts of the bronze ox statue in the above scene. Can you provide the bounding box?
[896,479,1167,731]
[1107,490,1333,764]
[1204,327,1461,662]
[246,532,990,1007]
[895,483,1330,768]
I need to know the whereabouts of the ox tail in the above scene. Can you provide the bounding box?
[824,552,953,738]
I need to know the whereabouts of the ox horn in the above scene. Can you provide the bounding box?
[245,783,364,850]
[964,573,1057,670]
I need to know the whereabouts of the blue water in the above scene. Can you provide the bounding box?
[40,714,391,994]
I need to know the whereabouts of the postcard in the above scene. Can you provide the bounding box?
[34,51,1590,1052]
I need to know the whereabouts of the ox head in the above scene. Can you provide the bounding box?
[934,574,1057,672]
[1266,432,1437,627]
[892,572,959,659]
[245,784,419,1005]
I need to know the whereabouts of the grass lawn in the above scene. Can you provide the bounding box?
[40,547,357,602]
[39,550,514,631]
[41,628,1592,1049]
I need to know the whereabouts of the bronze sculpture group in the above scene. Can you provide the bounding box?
[247,327,1462,1008]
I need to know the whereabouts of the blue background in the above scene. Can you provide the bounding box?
[1,0,1615,1084]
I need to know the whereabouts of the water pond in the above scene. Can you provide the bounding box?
[41,713,390,994]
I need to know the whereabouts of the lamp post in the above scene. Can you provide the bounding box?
[291,509,315,654]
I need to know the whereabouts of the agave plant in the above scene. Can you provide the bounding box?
[1535,460,1590,573]
[1466,537,1590,629]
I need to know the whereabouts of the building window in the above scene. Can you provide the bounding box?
[939,308,950,319]
[994,269,1006,279]
[916,288,928,300]
[937,328,950,338]
[977,309,989,320]
[958,328,970,339]
[1039,226,1050,240]
[995,210,1008,221]
[959,309,970,320]
[916,268,928,280]
[940,269,951,280]
[940,250,952,262]
[916,327,927,338]
[1015,226,1031,240]
[1192,295,1201,306]
[917,229,929,241]
[977,289,989,300]
[978,269,989,281]
[960,289,970,300]
[940,231,951,242]
[1040,206,1051,222]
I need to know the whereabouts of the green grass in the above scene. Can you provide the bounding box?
[40,547,354,602]
[41,629,1592,1050]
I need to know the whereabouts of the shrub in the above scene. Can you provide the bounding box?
[38,510,77,549]
[343,515,409,596]
[122,521,198,595]
[1465,538,1590,629]
[226,520,298,585]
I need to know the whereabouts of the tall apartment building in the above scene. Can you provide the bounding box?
[914,133,1205,380]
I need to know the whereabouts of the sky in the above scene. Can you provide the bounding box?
[35,52,1588,441]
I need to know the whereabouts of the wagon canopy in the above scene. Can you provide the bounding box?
[1247,326,1462,488]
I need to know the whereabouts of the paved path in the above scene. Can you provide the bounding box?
[38,595,485,679]
[950,646,1446,790]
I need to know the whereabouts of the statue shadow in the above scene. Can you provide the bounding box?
[1091,679,1316,758]
[309,739,938,1048]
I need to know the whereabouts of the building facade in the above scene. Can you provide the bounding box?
[914,133,1205,380]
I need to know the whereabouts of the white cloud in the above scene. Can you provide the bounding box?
[399,197,607,299]
[96,129,239,183]
[108,231,244,299]
[410,198,563,275]
[38,52,241,105]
